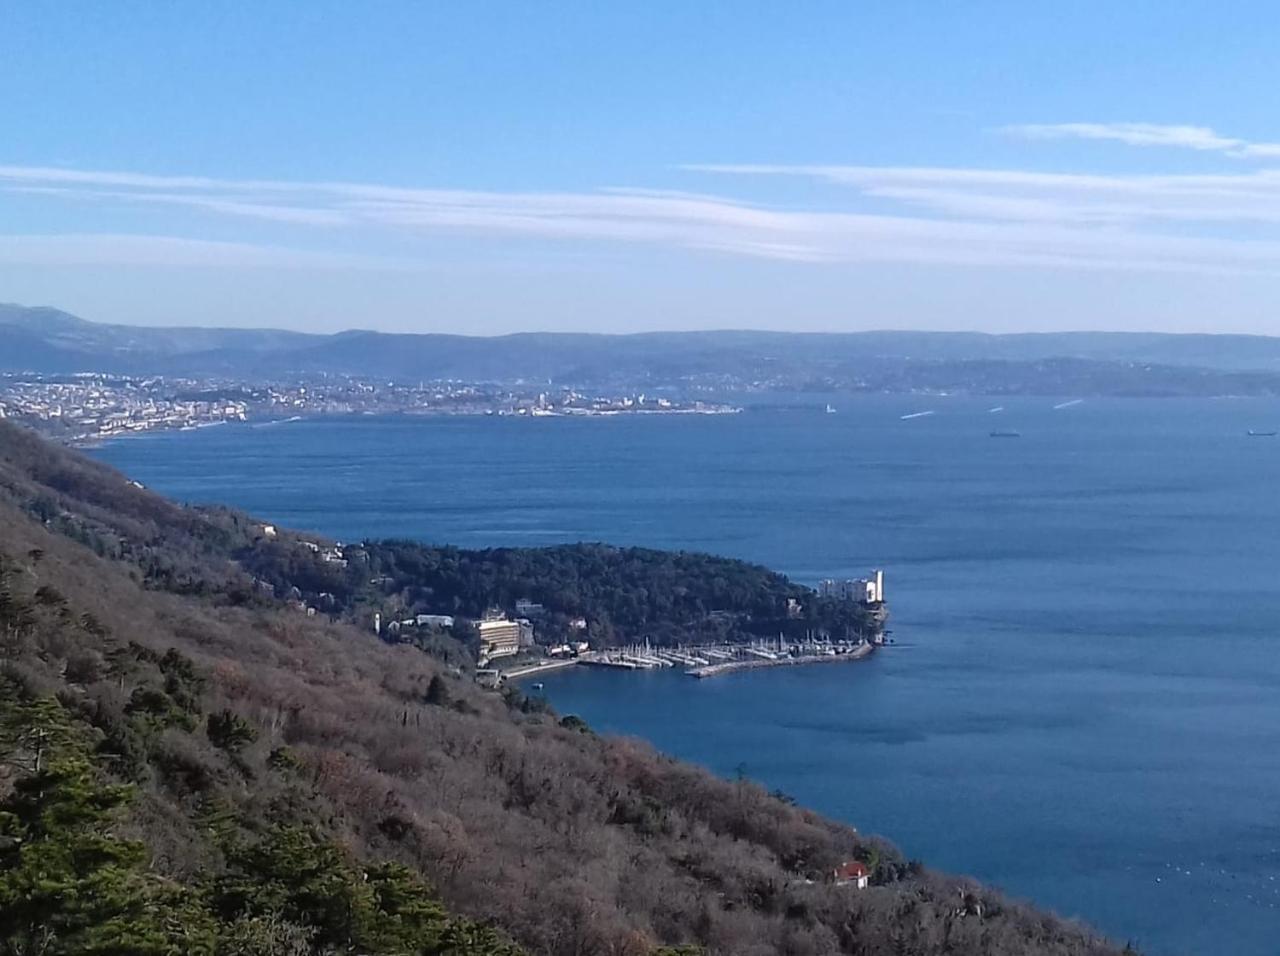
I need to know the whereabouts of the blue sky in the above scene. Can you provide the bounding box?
[5,1,1280,334]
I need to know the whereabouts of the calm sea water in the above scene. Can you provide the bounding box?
[92,396,1280,956]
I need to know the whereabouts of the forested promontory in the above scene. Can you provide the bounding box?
[240,537,879,648]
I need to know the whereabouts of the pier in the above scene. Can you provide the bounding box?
[685,642,873,678]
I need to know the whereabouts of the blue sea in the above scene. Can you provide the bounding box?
[91,396,1280,956]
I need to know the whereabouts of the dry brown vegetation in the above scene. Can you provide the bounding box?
[0,421,1133,956]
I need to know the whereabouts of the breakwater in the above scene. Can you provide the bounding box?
[686,642,874,678]
[499,658,580,682]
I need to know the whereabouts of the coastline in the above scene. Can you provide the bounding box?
[44,404,742,449]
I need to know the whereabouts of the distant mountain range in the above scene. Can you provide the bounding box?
[5,302,1280,394]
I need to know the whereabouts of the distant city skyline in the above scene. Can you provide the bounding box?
[5,2,1280,334]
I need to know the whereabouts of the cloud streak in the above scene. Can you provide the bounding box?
[1002,122,1280,159]
[0,233,407,270]
[684,163,1280,225]
[6,158,1280,275]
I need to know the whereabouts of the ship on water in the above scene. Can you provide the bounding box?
[990,430,1021,438]
[1247,429,1277,437]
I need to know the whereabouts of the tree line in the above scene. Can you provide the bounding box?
[240,538,878,648]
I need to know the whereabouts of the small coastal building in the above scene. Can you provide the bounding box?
[833,861,870,889]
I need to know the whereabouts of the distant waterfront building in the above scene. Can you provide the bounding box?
[478,618,521,661]
[818,570,885,604]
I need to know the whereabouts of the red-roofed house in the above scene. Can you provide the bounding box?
[833,860,869,889]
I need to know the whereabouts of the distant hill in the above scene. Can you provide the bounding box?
[5,302,1280,387]
[0,302,320,373]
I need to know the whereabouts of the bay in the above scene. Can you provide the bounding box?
[90,395,1280,955]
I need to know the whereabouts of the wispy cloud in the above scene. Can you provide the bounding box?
[0,233,405,270]
[6,160,1280,275]
[1005,122,1241,151]
[683,164,1280,226]
[1002,122,1280,159]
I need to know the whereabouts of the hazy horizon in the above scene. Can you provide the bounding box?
[14,300,1280,342]
[6,3,1280,335]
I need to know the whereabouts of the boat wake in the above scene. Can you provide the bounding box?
[252,416,304,428]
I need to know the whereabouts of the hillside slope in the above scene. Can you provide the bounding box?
[0,421,1130,956]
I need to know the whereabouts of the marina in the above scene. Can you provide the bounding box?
[566,636,878,679]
